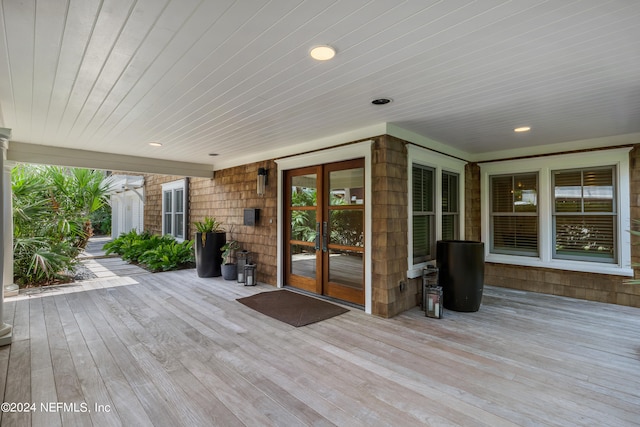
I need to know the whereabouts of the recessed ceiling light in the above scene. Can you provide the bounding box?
[148,142,162,147]
[371,98,392,105]
[208,153,219,157]
[309,45,336,61]
[514,126,531,132]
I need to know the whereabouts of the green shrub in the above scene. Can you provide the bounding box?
[13,237,79,286]
[139,240,195,272]
[104,230,194,272]
[90,204,112,235]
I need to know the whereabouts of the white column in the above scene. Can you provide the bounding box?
[0,130,13,346]
[4,162,17,298]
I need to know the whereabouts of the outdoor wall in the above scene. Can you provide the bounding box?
[143,164,278,285]
[484,263,639,306]
[189,161,278,285]
[474,145,640,308]
[143,174,184,235]
[371,135,413,318]
[464,163,481,241]
[142,140,640,315]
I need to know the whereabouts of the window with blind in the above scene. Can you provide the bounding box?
[413,164,435,264]
[553,167,616,263]
[490,173,538,256]
[442,171,459,240]
[162,179,187,241]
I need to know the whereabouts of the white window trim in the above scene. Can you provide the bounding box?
[407,145,466,279]
[161,179,186,242]
[480,148,632,277]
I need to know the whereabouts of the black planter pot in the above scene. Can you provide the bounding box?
[436,240,485,312]
[195,232,226,277]
[221,263,237,280]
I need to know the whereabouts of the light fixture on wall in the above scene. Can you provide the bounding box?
[257,167,268,196]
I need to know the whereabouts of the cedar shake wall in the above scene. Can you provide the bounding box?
[371,135,412,318]
[143,174,185,235]
[478,145,640,308]
[189,161,278,285]
[464,162,481,241]
[143,162,278,286]
[141,140,640,316]
[484,263,640,306]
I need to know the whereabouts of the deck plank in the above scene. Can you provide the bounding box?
[1,269,639,426]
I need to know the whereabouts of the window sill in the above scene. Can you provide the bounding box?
[485,253,633,277]
[407,262,436,279]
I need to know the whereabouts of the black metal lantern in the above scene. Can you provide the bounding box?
[423,265,443,319]
[237,250,250,283]
[425,286,443,319]
[244,263,257,286]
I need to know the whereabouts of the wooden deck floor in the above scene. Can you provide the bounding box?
[1,270,639,426]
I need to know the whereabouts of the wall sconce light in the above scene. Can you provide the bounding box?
[257,167,268,196]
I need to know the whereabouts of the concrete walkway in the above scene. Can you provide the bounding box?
[78,235,148,279]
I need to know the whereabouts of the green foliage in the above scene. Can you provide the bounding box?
[194,216,224,233]
[104,230,173,263]
[290,187,318,242]
[104,230,194,272]
[12,164,111,286]
[221,240,240,264]
[13,237,79,286]
[291,210,316,242]
[90,204,112,235]
[139,240,195,272]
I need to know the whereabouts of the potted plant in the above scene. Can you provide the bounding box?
[193,217,226,277]
[220,240,240,280]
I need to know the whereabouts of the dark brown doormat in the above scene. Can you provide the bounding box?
[237,290,349,327]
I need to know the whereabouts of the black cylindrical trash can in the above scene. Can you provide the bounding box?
[436,240,484,312]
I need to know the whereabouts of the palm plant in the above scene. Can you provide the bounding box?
[46,166,113,248]
[11,164,112,286]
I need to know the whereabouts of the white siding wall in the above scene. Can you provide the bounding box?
[111,188,144,238]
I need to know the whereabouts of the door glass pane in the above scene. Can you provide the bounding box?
[328,249,363,289]
[291,210,317,242]
[330,168,364,205]
[290,244,316,279]
[329,210,363,247]
[291,174,317,207]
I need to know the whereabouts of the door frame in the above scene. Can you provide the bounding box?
[275,140,373,314]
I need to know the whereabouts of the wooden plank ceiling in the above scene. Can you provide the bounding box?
[0,0,639,171]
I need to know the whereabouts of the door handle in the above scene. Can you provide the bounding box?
[315,222,320,251]
[322,221,328,252]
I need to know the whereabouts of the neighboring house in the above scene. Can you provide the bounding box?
[142,131,640,318]
[108,175,145,239]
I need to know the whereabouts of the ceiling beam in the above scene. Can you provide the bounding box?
[6,142,213,178]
